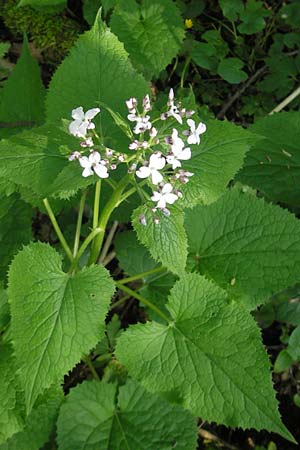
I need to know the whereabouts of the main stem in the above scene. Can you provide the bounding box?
[73,191,87,258]
[88,175,130,265]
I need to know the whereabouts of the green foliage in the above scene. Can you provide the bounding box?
[132,205,187,276]
[110,0,185,79]
[114,230,157,276]
[8,242,115,412]
[0,387,62,450]
[0,36,45,137]
[0,343,24,444]
[116,273,292,440]
[0,287,9,330]
[179,119,255,207]
[238,0,270,35]
[46,14,149,149]
[0,193,32,280]
[217,57,248,84]
[237,112,300,208]
[57,379,197,449]
[0,125,92,200]
[18,0,66,8]
[185,189,300,310]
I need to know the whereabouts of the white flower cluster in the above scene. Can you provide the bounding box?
[68,90,206,222]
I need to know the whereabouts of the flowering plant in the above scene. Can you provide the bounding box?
[0,10,299,450]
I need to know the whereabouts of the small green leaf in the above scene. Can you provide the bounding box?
[0,193,33,280]
[0,43,10,59]
[83,0,101,25]
[0,36,45,137]
[132,206,187,276]
[57,379,198,450]
[185,189,300,309]
[217,58,248,84]
[190,42,216,70]
[116,273,293,441]
[274,350,293,373]
[238,0,270,35]
[0,388,62,450]
[237,112,300,207]
[287,326,300,360]
[46,14,149,150]
[110,0,184,78]
[8,242,115,412]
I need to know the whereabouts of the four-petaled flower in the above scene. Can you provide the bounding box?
[151,183,178,208]
[79,152,109,178]
[186,119,206,145]
[166,129,191,169]
[136,153,165,185]
[69,107,100,138]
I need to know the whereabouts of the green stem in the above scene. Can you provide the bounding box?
[119,266,165,284]
[73,191,87,258]
[96,352,113,364]
[110,294,131,310]
[88,175,130,265]
[180,56,191,89]
[69,227,101,272]
[115,282,170,323]
[99,221,118,263]
[84,355,100,381]
[43,198,73,263]
[93,180,101,230]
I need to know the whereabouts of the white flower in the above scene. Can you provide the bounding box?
[79,151,109,178]
[133,116,152,134]
[143,94,151,112]
[151,183,178,208]
[68,151,81,161]
[80,137,94,148]
[186,119,206,145]
[166,129,191,169]
[136,153,165,185]
[165,89,182,124]
[69,107,100,138]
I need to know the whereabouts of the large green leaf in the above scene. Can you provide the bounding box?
[110,0,184,78]
[0,388,62,450]
[46,14,149,149]
[0,343,24,445]
[0,36,45,138]
[132,205,187,276]
[179,119,255,207]
[57,379,197,450]
[0,286,9,330]
[185,189,300,309]
[116,273,293,441]
[8,242,115,412]
[0,125,92,199]
[237,112,300,207]
[0,193,33,280]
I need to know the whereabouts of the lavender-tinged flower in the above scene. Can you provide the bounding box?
[151,183,178,208]
[143,94,151,112]
[80,137,94,148]
[79,151,109,179]
[69,107,100,138]
[149,127,158,138]
[186,119,206,145]
[129,140,140,150]
[136,153,165,185]
[68,151,81,161]
[126,97,137,112]
[165,89,182,124]
[166,129,191,169]
[133,116,152,134]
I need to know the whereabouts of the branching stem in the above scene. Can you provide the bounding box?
[119,266,165,284]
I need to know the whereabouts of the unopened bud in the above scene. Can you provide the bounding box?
[153,217,160,225]
[110,164,117,170]
[162,208,171,216]
[118,154,125,162]
[68,151,81,161]
[105,148,113,157]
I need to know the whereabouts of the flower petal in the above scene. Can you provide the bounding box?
[187,118,195,132]
[197,122,206,134]
[165,193,178,205]
[94,164,109,179]
[151,191,161,202]
[71,107,84,120]
[79,156,91,168]
[151,169,163,185]
[85,108,100,120]
[157,197,167,208]
[149,153,165,170]
[69,119,82,136]
[136,166,151,179]
[179,147,191,160]
[82,167,93,177]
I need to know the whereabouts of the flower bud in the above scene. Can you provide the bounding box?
[139,214,147,226]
